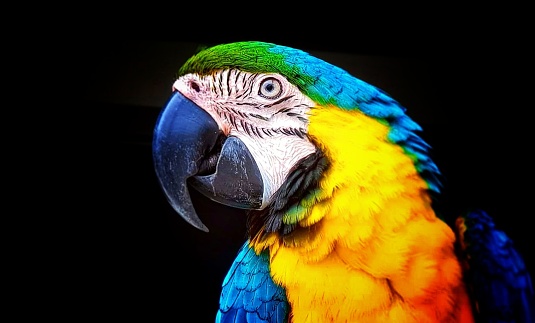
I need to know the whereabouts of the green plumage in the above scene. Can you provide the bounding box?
[178,41,314,87]
[178,41,442,194]
[153,40,534,322]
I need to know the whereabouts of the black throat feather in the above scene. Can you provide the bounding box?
[246,149,329,240]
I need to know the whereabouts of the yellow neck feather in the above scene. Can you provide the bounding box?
[249,106,469,322]
[251,105,434,256]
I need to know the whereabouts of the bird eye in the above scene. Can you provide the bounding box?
[258,77,282,99]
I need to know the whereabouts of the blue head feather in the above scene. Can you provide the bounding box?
[269,44,442,193]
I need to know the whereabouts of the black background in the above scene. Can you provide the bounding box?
[40,23,532,321]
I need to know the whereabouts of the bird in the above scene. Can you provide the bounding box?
[152,41,534,322]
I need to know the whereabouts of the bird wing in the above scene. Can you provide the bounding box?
[217,241,289,323]
[455,209,534,322]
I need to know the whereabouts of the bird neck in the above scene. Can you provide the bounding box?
[250,106,437,256]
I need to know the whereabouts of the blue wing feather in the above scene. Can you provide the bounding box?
[455,209,535,323]
[216,241,289,323]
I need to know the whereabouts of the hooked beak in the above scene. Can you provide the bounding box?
[152,91,264,232]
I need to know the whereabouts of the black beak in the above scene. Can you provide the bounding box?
[152,91,264,232]
[152,91,220,231]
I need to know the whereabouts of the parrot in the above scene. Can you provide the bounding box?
[151,41,534,322]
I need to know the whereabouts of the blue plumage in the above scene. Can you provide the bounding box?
[156,41,534,322]
[270,45,442,195]
[217,242,289,323]
[456,209,534,323]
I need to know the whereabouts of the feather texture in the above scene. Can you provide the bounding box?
[158,41,535,322]
[217,242,289,323]
[456,209,534,322]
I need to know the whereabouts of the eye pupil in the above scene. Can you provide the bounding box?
[259,77,282,99]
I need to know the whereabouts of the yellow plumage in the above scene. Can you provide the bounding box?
[250,105,474,322]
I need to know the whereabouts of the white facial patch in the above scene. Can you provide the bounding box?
[174,70,318,208]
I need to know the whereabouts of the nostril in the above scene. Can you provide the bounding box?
[190,81,201,92]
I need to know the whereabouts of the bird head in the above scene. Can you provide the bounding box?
[152,41,441,238]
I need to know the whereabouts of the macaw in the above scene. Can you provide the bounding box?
[152,41,534,322]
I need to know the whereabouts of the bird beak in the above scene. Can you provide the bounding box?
[152,91,264,232]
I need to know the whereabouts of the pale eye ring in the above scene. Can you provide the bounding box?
[258,77,282,99]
